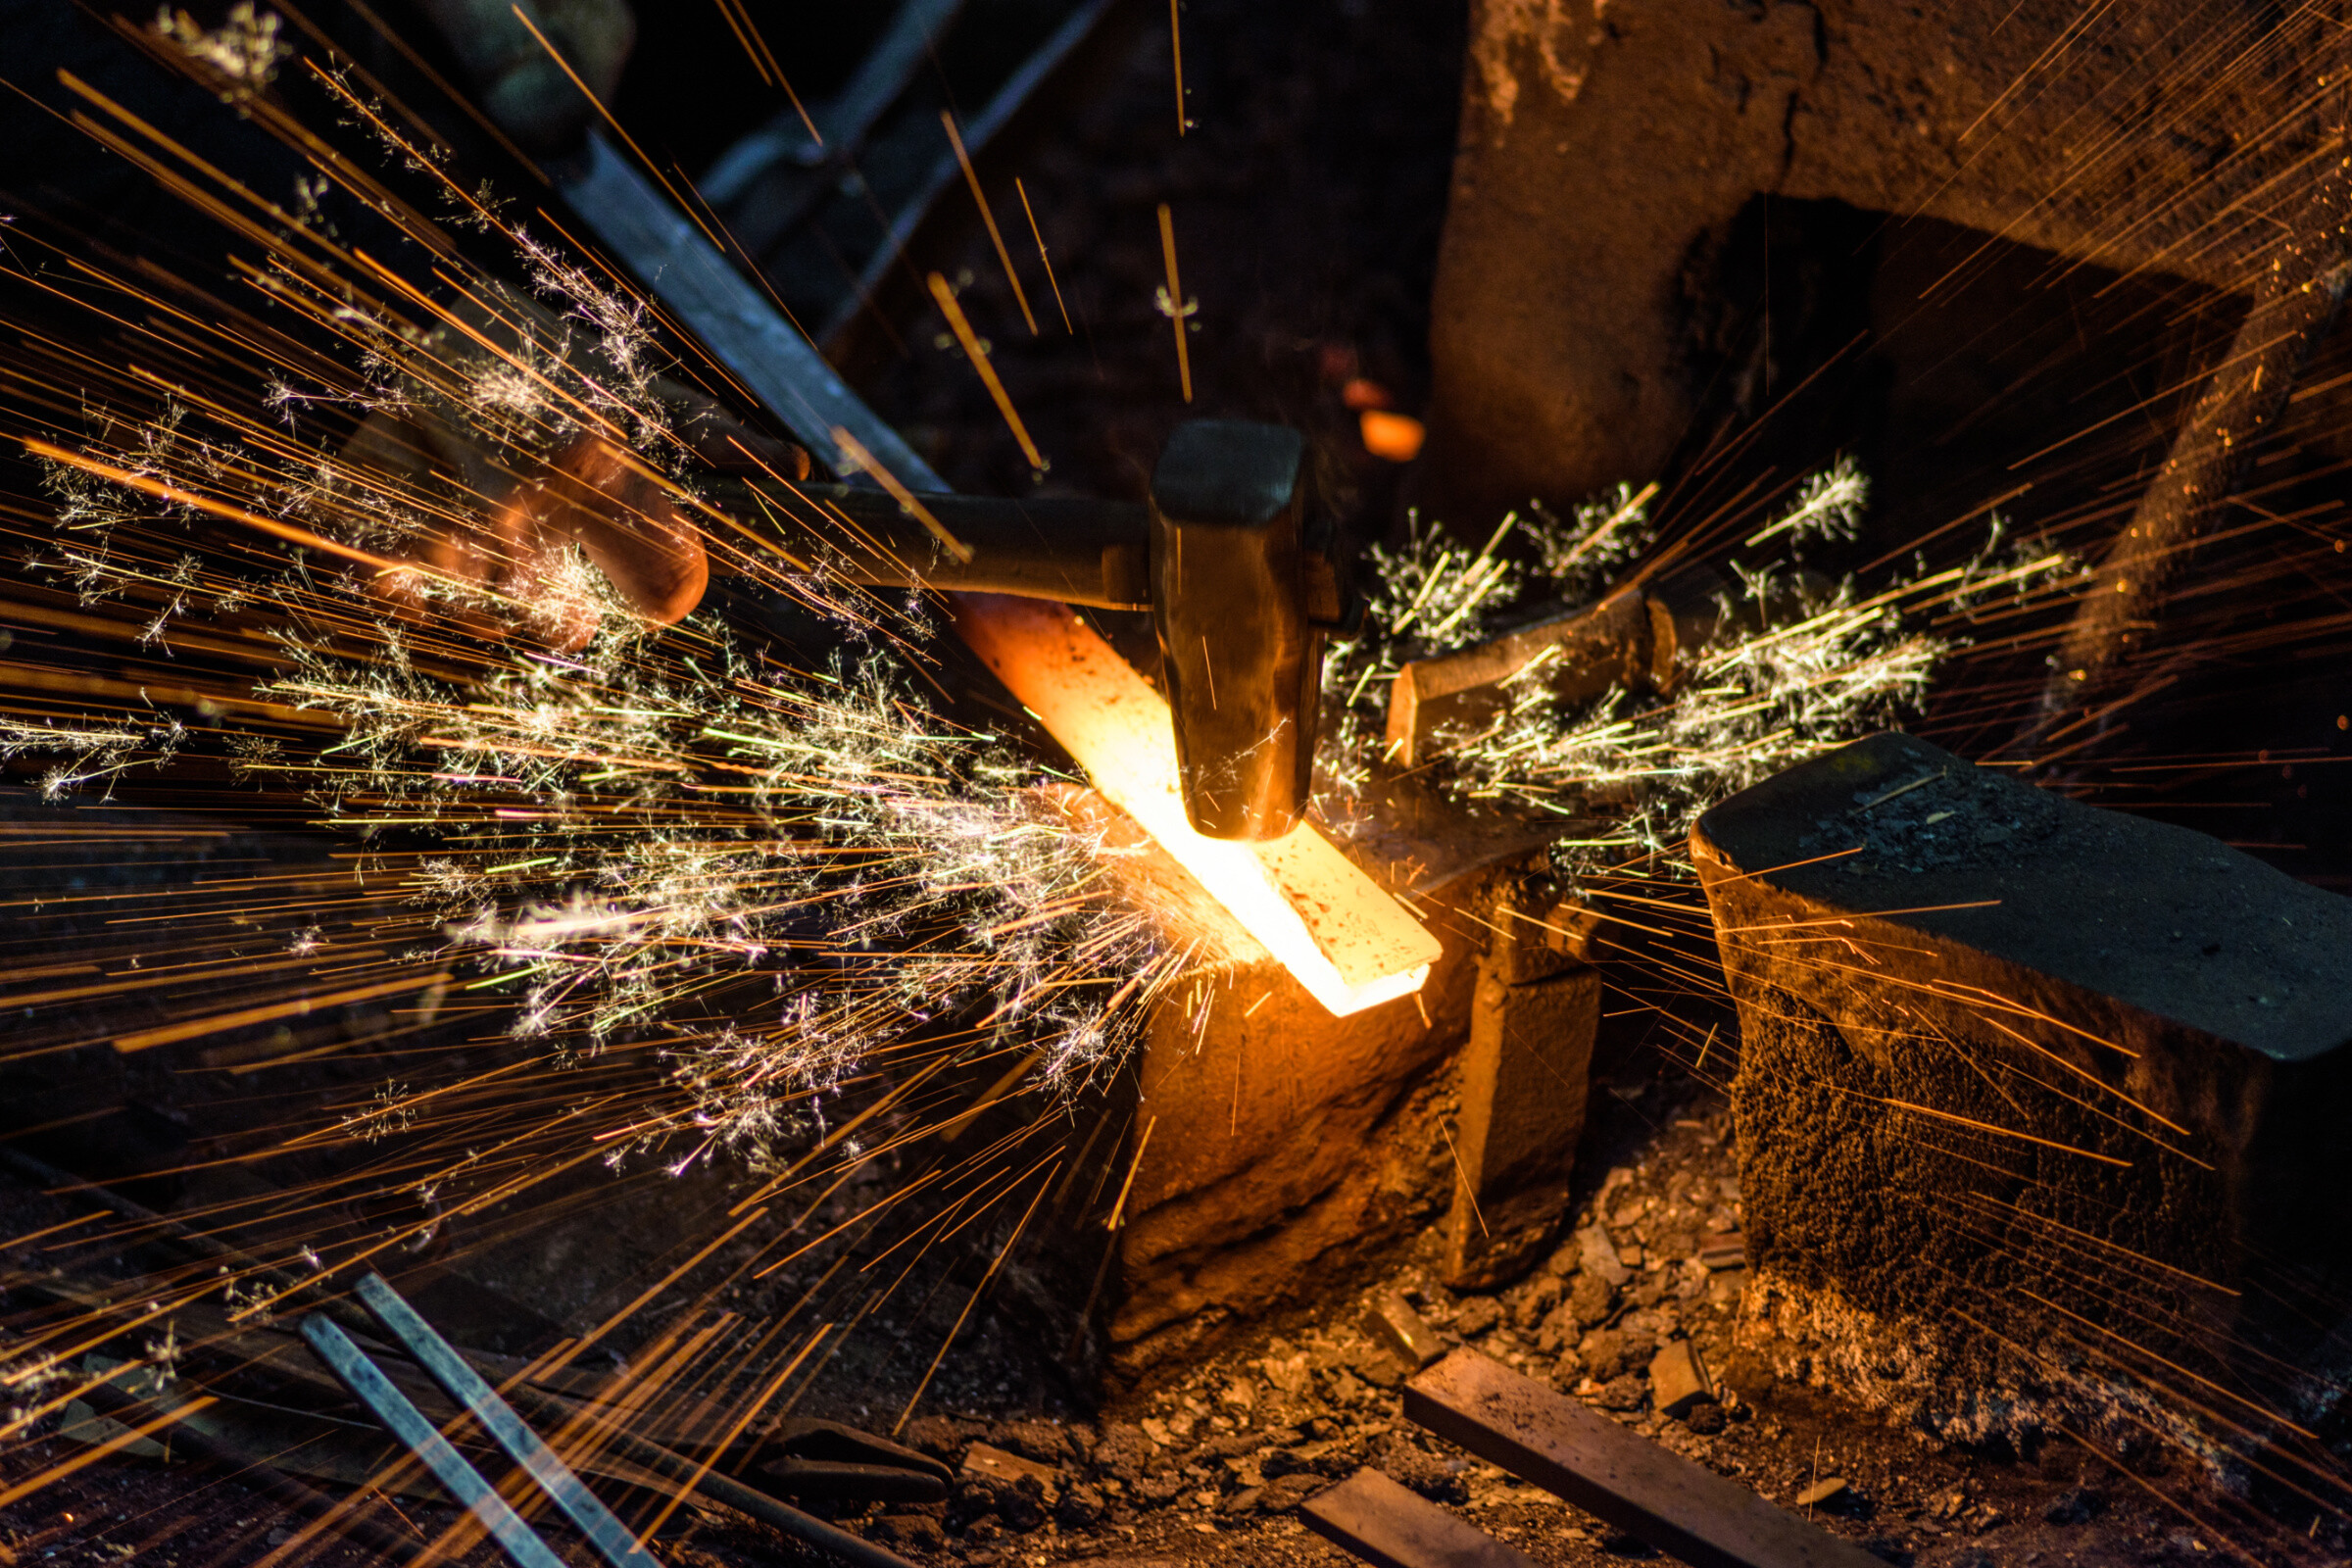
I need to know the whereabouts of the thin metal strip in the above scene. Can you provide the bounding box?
[299,1315,569,1568]
[354,1273,661,1568]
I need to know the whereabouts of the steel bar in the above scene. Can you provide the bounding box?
[497,1380,922,1568]
[300,1314,570,1568]
[1403,1351,1883,1568]
[2038,134,2352,734]
[1301,1467,1542,1568]
[701,0,966,241]
[355,1273,659,1568]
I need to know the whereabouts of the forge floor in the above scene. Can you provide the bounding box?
[5,1066,2328,1568]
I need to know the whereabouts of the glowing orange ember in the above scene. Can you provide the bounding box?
[951,595,1441,1016]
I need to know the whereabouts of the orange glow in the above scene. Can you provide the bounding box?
[1360,410,1426,463]
[952,595,1440,1016]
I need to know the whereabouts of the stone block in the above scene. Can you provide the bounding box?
[1443,921,1601,1290]
[1691,732,2352,1435]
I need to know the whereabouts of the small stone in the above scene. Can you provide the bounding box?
[1218,1378,1257,1410]
[1258,1472,1324,1512]
[1260,1351,1310,1397]
[1567,1269,1615,1328]
[1221,1488,1261,1514]
[1579,1327,1656,1382]
[902,1415,969,1461]
[1365,1294,1446,1367]
[1535,1301,1581,1354]
[1647,1340,1715,1419]
[1055,1484,1106,1528]
[1684,1402,1728,1435]
[961,1442,1061,1506]
[989,1419,1071,1463]
[1509,1273,1565,1328]
[1576,1225,1632,1287]
[1451,1297,1503,1338]
[1794,1476,1847,1508]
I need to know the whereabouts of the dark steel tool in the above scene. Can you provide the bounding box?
[710,418,1352,841]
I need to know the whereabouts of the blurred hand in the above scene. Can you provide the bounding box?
[343,294,808,652]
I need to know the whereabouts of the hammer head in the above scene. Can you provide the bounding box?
[1150,420,1328,841]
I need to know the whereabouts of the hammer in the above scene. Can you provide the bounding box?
[708,420,1351,842]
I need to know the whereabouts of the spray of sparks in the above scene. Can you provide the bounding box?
[1318,461,2083,869]
[11,81,1183,1166]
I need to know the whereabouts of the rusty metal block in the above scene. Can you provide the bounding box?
[1301,1467,1540,1568]
[1404,1350,1883,1568]
[1443,916,1600,1290]
[1690,732,2352,1419]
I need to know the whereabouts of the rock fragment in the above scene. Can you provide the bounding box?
[1646,1339,1715,1419]
[1366,1293,1446,1367]
[1794,1476,1848,1508]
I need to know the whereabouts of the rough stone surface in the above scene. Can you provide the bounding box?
[1425,0,2352,526]
[1692,730,2352,1437]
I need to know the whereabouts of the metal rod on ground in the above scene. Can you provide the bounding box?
[301,1315,573,1568]
[1403,1350,1884,1568]
[354,1273,657,1568]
